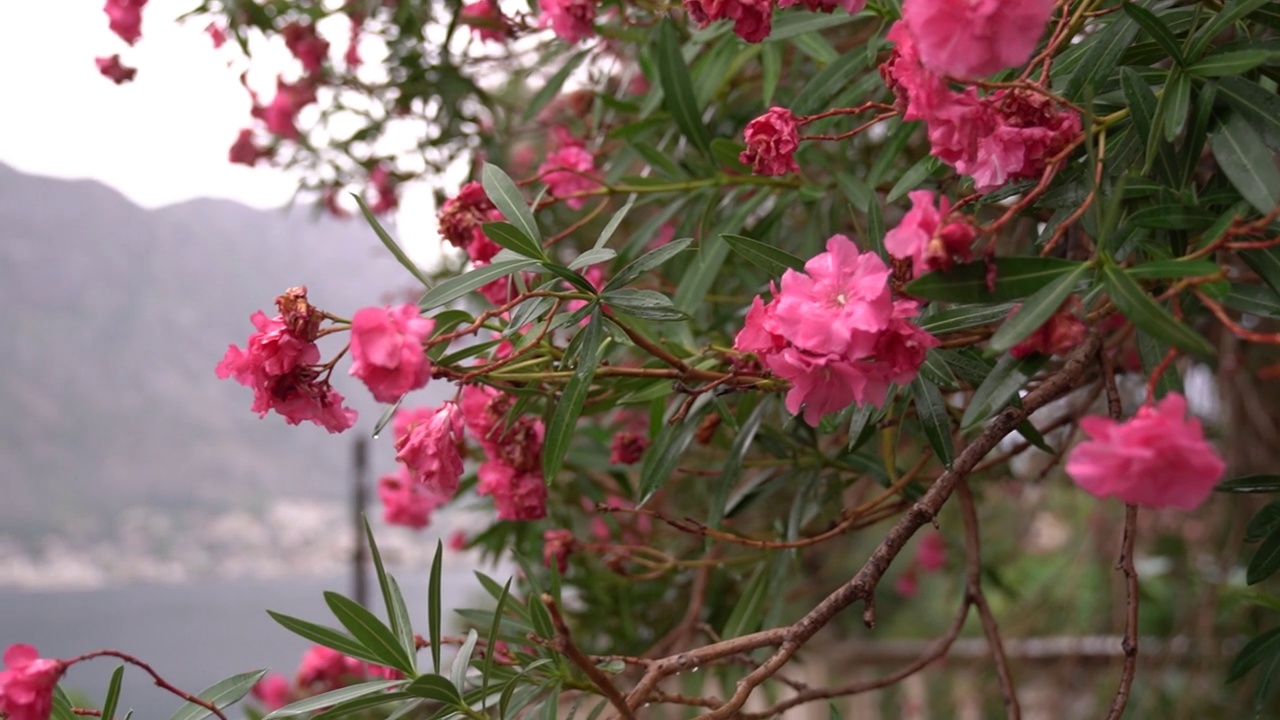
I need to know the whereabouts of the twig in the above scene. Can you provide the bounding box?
[619,334,1104,719]
[1103,346,1140,719]
[543,594,638,720]
[65,650,227,720]
[958,481,1021,719]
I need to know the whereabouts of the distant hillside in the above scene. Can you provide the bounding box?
[0,164,450,538]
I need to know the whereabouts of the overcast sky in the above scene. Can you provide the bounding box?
[0,1,438,256]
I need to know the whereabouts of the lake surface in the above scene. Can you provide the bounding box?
[0,568,497,717]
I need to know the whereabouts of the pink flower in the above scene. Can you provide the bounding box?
[609,432,650,465]
[740,107,801,176]
[297,646,367,690]
[229,128,269,166]
[104,0,147,46]
[462,0,512,43]
[251,673,291,711]
[539,0,597,43]
[684,0,773,43]
[478,461,548,520]
[459,384,514,447]
[915,531,946,572]
[216,304,357,434]
[734,235,938,424]
[345,16,363,68]
[0,644,63,720]
[349,304,434,403]
[1009,296,1087,359]
[438,181,504,264]
[777,0,865,13]
[378,466,448,529]
[254,77,318,140]
[206,23,227,49]
[283,21,330,74]
[1065,394,1226,510]
[542,529,576,572]
[395,403,466,496]
[885,190,977,277]
[95,55,136,85]
[894,570,919,598]
[538,145,600,210]
[901,0,1054,80]
[448,531,468,550]
[367,165,399,214]
[367,665,404,680]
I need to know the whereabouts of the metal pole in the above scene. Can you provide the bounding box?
[352,436,369,607]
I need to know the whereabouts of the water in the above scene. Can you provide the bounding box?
[0,569,490,718]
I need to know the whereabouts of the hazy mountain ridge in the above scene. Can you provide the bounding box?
[0,163,442,538]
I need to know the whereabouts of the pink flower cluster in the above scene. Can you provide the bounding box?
[684,0,773,43]
[252,646,404,711]
[538,138,600,210]
[882,22,1081,193]
[462,384,549,520]
[378,466,450,529]
[216,288,357,433]
[95,55,136,85]
[885,191,977,277]
[394,404,467,497]
[540,0,597,43]
[1009,296,1087,359]
[438,181,504,265]
[96,1,147,84]
[543,528,576,572]
[1065,393,1226,510]
[901,0,1054,80]
[894,531,947,598]
[463,0,513,43]
[0,644,63,720]
[741,107,801,176]
[348,304,435,403]
[735,235,939,425]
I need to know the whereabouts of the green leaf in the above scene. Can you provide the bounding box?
[761,42,781,106]
[1122,2,1185,66]
[794,51,866,116]
[919,303,1019,334]
[568,248,616,271]
[638,398,710,506]
[52,687,75,720]
[1224,283,1280,317]
[1127,204,1218,230]
[592,199,635,250]
[363,518,416,664]
[102,666,124,720]
[721,562,770,638]
[918,349,959,390]
[1188,49,1279,76]
[906,258,1084,303]
[603,238,693,292]
[266,612,387,667]
[481,578,513,711]
[405,674,464,704]
[1217,76,1280,149]
[655,19,712,159]
[525,50,588,121]
[428,541,443,674]
[1216,475,1280,493]
[722,233,806,275]
[418,259,539,311]
[354,195,431,288]
[988,264,1091,353]
[169,670,269,720]
[311,691,413,719]
[766,10,858,41]
[544,311,602,482]
[1162,70,1191,142]
[603,289,689,322]
[1241,248,1280,297]
[1189,0,1274,58]
[1136,330,1182,398]
[1210,112,1280,215]
[1229,627,1280,683]
[1247,501,1280,543]
[1125,259,1221,280]
[451,629,479,690]
[483,222,547,261]
[960,354,1044,430]
[1063,5,1142,101]
[264,682,405,718]
[1250,527,1280,585]
[324,592,415,674]
[912,378,955,469]
[1102,262,1215,355]
[709,401,768,531]
[886,156,940,203]
[482,163,541,245]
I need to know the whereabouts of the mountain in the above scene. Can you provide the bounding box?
[0,163,451,538]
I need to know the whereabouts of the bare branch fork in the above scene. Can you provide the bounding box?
[614,334,1103,719]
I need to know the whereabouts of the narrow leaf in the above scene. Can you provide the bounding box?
[1228,627,1280,682]
[989,263,1091,353]
[481,578,513,710]
[655,19,712,159]
[483,222,547,261]
[355,195,431,288]
[604,289,689,322]
[544,311,602,481]
[363,518,416,663]
[1122,1,1185,65]
[1102,263,1215,355]
[1249,527,1280,585]
[428,541,444,674]
[1210,112,1280,215]
[960,354,1044,429]
[419,258,539,311]
[265,682,405,719]
[722,233,806,275]
[482,163,541,244]
[266,612,387,667]
[451,629,480,690]
[1216,475,1280,493]
[1187,49,1279,77]
[906,257,1084,303]
[102,666,124,720]
[169,670,269,720]
[324,592,415,674]
[912,378,955,469]
[604,238,693,292]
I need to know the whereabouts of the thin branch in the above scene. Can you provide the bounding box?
[958,481,1021,719]
[65,650,227,720]
[1103,346,1140,719]
[543,594,638,720]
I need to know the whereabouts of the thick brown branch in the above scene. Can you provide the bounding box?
[543,595,637,720]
